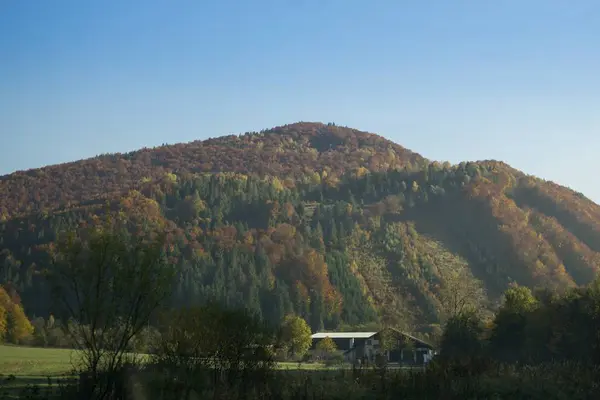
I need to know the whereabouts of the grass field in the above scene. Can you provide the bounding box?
[0,346,402,398]
[0,346,78,398]
[0,345,333,378]
[0,344,335,398]
[0,345,322,399]
[0,345,78,377]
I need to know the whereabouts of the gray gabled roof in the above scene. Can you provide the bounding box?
[384,328,434,348]
[340,328,435,354]
[312,328,434,349]
[311,332,377,339]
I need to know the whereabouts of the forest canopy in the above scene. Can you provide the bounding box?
[1,122,600,337]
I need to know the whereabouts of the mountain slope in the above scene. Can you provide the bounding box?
[1,122,599,337]
[0,122,426,220]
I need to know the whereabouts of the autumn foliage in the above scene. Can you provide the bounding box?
[0,285,34,344]
[1,122,600,336]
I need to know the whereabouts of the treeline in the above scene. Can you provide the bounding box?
[147,280,600,399]
[4,219,600,399]
[0,219,333,399]
[441,281,600,366]
[3,155,600,336]
[8,273,600,399]
[0,164,495,334]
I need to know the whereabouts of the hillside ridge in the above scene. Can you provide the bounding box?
[0,122,427,219]
[1,122,600,337]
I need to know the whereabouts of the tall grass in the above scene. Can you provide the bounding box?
[3,350,600,399]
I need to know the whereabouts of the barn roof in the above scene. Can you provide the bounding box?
[311,329,434,349]
[381,328,434,349]
[311,332,377,339]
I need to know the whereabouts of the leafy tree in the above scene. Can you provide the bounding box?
[378,328,401,353]
[6,302,34,344]
[279,314,312,359]
[439,311,485,364]
[129,325,160,354]
[151,303,275,398]
[315,336,337,357]
[0,288,8,341]
[48,215,176,399]
[0,285,33,344]
[489,285,538,362]
[502,285,538,313]
[437,265,487,323]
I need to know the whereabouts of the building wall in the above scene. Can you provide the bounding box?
[312,337,369,352]
[312,337,352,351]
[345,334,435,366]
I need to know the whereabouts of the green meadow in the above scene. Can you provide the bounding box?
[0,344,335,378]
[0,345,77,377]
[0,346,77,398]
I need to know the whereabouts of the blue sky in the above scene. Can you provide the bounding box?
[1,0,599,201]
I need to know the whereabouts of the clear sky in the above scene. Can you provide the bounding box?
[1,1,599,201]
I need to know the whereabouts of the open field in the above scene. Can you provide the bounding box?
[0,345,337,398]
[0,345,77,377]
[0,346,77,399]
[0,345,336,377]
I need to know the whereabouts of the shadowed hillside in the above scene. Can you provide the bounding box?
[1,122,599,337]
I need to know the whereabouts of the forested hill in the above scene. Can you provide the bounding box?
[2,121,600,338]
[0,122,426,220]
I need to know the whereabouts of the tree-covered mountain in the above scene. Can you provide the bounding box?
[1,122,599,338]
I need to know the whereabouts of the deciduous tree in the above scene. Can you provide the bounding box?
[279,314,312,359]
[315,336,337,356]
[151,303,275,398]
[0,285,33,344]
[6,302,33,344]
[437,265,487,323]
[48,215,176,399]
